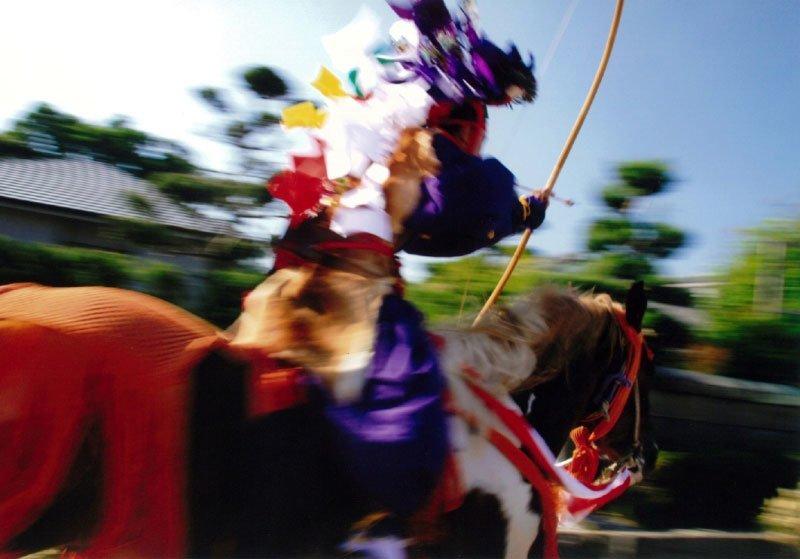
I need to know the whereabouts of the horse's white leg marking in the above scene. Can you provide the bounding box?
[451,417,540,559]
[502,482,540,559]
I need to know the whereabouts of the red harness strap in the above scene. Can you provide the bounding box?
[567,311,646,484]
[458,375,560,559]
[484,429,560,559]
[274,233,397,273]
[454,311,645,559]
[313,237,396,258]
[391,334,565,547]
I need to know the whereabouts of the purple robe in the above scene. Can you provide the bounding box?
[402,134,545,257]
[321,295,448,515]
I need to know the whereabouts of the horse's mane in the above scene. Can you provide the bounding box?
[516,286,626,391]
[434,285,626,392]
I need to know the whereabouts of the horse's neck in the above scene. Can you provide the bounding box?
[515,363,599,455]
[513,382,574,455]
[434,328,537,393]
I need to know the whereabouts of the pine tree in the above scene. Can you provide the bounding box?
[585,162,686,280]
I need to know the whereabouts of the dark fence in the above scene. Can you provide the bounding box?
[651,367,800,453]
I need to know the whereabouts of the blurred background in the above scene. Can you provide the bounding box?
[1,1,798,556]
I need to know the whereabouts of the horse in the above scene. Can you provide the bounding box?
[0,280,656,558]
[420,281,658,558]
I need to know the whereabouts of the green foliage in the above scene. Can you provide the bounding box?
[588,219,685,259]
[201,268,264,327]
[195,66,293,180]
[196,87,229,112]
[0,234,265,328]
[582,162,690,352]
[642,223,686,258]
[703,219,800,385]
[716,317,799,384]
[589,162,686,268]
[405,251,689,325]
[587,218,633,252]
[205,236,265,264]
[256,112,281,127]
[648,283,693,307]
[0,234,131,287]
[607,452,798,530]
[0,133,37,158]
[12,103,194,176]
[149,172,270,205]
[643,308,692,351]
[617,161,672,196]
[226,121,253,144]
[601,183,640,211]
[105,217,175,248]
[243,66,290,98]
[584,253,655,280]
[137,263,187,306]
[124,192,155,215]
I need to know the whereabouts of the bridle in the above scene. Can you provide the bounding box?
[567,309,650,484]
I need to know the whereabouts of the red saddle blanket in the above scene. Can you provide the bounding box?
[0,284,224,557]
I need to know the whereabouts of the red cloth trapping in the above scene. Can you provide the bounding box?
[0,284,223,557]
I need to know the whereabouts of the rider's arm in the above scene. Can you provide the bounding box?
[400,136,547,257]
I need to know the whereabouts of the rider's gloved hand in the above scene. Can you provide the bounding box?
[517,191,549,231]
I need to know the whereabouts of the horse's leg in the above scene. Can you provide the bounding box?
[186,350,247,556]
[8,425,103,551]
[451,423,540,559]
[502,489,540,559]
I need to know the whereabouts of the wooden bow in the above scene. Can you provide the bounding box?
[474,0,626,325]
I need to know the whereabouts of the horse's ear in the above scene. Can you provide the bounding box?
[625,280,647,332]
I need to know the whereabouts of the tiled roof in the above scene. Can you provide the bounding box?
[0,157,233,236]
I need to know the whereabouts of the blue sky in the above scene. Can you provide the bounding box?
[2,0,798,277]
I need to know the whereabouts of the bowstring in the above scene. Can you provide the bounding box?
[496,0,580,159]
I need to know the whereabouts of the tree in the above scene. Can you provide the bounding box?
[4,103,272,220]
[585,162,686,280]
[148,173,270,205]
[704,219,800,385]
[194,65,293,181]
[243,66,290,98]
[10,104,194,176]
[581,162,693,360]
[0,132,36,158]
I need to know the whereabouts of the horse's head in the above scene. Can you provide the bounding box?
[511,281,658,480]
[588,281,659,478]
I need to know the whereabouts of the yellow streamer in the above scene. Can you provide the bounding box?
[281,101,328,129]
[312,66,349,98]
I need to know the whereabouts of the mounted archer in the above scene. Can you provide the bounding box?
[229,0,549,518]
[384,0,547,253]
[0,1,651,557]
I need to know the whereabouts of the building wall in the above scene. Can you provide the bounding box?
[0,205,212,276]
[0,205,106,247]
